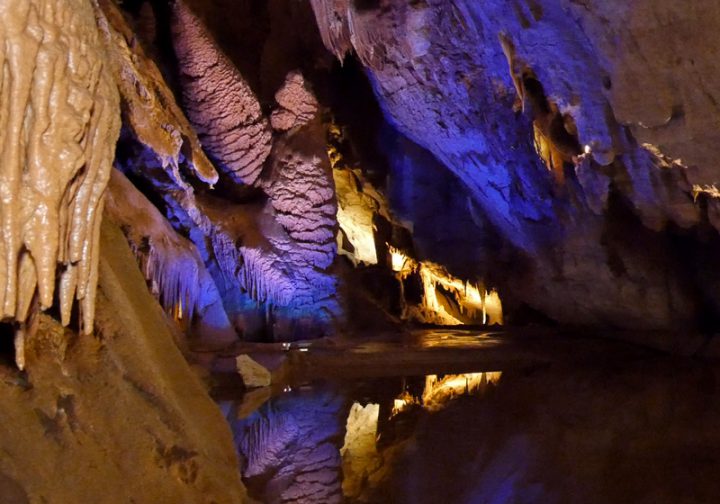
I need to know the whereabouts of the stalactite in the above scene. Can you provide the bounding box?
[105,169,201,321]
[170,0,272,186]
[106,169,237,346]
[261,72,340,329]
[0,0,120,359]
[95,0,218,186]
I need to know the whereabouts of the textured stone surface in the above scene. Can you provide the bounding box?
[105,169,236,347]
[100,1,339,339]
[95,0,217,186]
[271,72,320,132]
[171,0,272,186]
[0,0,120,346]
[310,0,720,330]
[229,387,347,504]
[235,354,271,388]
[260,73,340,335]
[0,219,246,503]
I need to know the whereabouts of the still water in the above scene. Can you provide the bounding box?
[217,335,720,504]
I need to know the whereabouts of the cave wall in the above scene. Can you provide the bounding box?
[309,0,720,330]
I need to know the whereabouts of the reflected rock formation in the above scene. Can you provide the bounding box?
[228,387,347,504]
[372,363,720,504]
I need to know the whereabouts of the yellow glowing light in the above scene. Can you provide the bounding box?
[173,299,183,320]
[390,247,409,273]
[391,391,416,416]
[333,168,380,265]
[693,184,720,201]
[533,122,565,184]
[484,289,503,325]
[404,260,503,327]
[341,402,382,499]
[465,282,483,306]
[422,372,502,411]
[328,123,503,327]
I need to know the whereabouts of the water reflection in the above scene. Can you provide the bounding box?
[221,360,720,504]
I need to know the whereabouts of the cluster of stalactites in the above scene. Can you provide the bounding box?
[389,247,503,326]
[105,170,201,323]
[0,0,120,366]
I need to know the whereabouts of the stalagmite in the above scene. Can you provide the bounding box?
[0,0,120,354]
[261,72,340,332]
[101,0,340,338]
[171,0,272,186]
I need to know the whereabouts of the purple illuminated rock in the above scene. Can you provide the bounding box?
[310,0,717,330]
[171,0,272,186]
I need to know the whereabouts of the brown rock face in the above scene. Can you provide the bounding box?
[171,0,272,186]
[0,219,246,503]
[0,0,120,351]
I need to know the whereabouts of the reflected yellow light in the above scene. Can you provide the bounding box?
[422,372,502,411]
[391,391,416,415]
[341,402,382,499]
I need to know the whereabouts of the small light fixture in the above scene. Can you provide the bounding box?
[584,144,592,155]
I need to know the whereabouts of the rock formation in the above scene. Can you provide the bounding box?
[261,72,340,336]
[171,0,272,186]
[0,0,120,358]
[309,0,720,330]
[105,169,236,347]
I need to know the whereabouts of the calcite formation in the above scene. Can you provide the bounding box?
[105,169,236,347]
[171,0,272,186]
[100,0,340,339]
[271,72,320,132]
[261,72,339,329]
[95,0,218,186]
[0,0,120,356]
